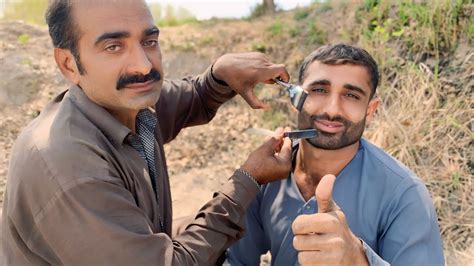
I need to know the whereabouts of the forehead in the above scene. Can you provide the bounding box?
[303,61,371,91]
[73,0,154,39]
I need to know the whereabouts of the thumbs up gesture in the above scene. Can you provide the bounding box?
[291,175,369,266]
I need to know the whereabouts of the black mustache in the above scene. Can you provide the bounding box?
[311,113,351,127]
[117,69,161,90]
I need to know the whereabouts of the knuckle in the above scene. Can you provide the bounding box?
[337,211,346,222]
[291,219,300,233]
[334,237,345,249]
[298,252,307,264]
[293,236,301,250]
[328,216,339,228]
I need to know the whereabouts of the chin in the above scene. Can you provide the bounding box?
[128,91,161,110]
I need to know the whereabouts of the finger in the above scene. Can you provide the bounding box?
[264,127,284,142]
[241,89,268,109]
[292,213,339,235]
[298,250,337,265]
[316,174,339,213]
[261,132,285,155]
[277,134,292,162]
[261,63,290,83]
[293,232,336,251]
[272,126,291,151]
[274,127,285,137]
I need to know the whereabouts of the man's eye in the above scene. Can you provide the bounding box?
[144,40,158,47]
[310,87,326,93]
[105,44,122,53]
[346,93,360,100]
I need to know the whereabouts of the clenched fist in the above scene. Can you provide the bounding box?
[292,174,369,266]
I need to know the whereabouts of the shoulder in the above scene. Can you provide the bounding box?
[360,139,422,185]
[359,139,434,211]
[8,95,115,202]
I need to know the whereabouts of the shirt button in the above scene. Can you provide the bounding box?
[306,205,311,209]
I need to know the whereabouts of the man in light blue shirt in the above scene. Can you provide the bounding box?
[227,44,444,265]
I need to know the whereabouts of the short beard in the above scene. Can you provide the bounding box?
[298,110,366,150]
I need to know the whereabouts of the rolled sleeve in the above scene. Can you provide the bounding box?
[362,240,390,266]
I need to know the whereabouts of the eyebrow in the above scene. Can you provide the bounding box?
[94,31,130,46]
[307,79,331,87]
[144,27,160,37]
[94,27,160,46]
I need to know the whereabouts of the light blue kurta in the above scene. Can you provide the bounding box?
[227,138,444,266]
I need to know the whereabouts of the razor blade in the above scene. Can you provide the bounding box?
[273,79,308,111]
[246,128,317,140]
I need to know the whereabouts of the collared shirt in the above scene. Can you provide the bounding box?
[227,139,444,266]
[2,67,260,265]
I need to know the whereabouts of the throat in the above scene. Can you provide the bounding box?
[293,140,359,202]
[107,108,139,133]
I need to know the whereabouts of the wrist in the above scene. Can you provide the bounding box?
[353,236,369,265]
[236,167,261,190]
[210,63,228,86]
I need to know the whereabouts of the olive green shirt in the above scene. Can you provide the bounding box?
[2,67,259,265]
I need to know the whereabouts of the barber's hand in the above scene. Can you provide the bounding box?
[241,127,292,184]
[212,52,289,109]
[292,175,369,266]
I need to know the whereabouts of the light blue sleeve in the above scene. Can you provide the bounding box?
[362,241,390,266]
[226,192,270,265]
[376,179,445,265]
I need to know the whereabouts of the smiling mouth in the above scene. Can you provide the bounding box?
[314,120,345,133]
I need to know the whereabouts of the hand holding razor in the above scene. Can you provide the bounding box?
[246,128,317,140]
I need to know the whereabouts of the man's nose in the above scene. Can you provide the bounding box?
[127,45,153,75]
[322,94,341,118]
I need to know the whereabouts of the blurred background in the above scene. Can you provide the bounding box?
[0,0,472,265]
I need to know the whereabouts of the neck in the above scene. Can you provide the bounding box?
[107,108,139,133]
[294,139,360,201]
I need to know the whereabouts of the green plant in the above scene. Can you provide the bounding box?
[17,33,30,45]
[306,22,327,45]
[316,2,333,14]
[289,26,302,38]
[294,9,310,21]
[153,4,197,27]
[251,42,266,53]
[199,36,215,46]
[269,19,283,36]
[248,3,266,19]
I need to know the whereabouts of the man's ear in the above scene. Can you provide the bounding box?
[365,96,380,124]
[54,48,80,84]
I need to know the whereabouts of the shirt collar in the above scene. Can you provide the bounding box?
[291,139,365,169]
[68,85,132,146]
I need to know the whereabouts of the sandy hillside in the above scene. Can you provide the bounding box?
[0,2,473,264]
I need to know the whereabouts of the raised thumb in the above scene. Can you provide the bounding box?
[316,174,337,213]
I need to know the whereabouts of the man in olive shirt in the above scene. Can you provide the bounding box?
[2,0,293,265]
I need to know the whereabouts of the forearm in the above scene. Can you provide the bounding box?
[173,170,260,264]
[33,172,258,265]
[157,65,236,143]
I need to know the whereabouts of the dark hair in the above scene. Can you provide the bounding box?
[298,44,379,97]
[45,0,85,74]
